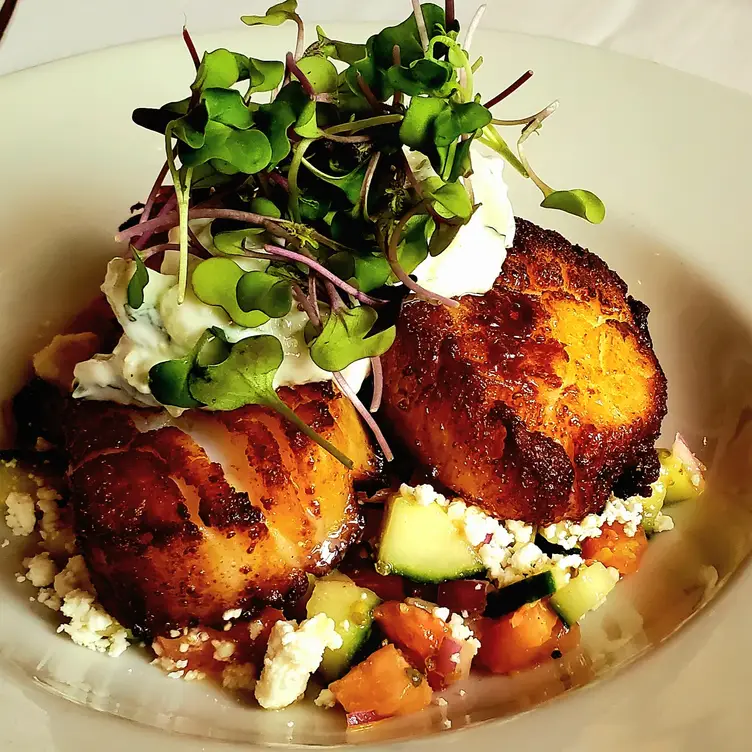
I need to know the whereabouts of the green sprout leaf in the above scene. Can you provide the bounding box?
[368,3,445,70]
[192,257,270,328]
[179,121,272,174]
[132,99,208,147]
[434,102,492,147]
[248,58,285,93]
[188,335,353,468]
[241,1,298,27]
[424,178,473,220]
[193,49,248,92]
[399,96,448,153]
[302,158,370,205]
[315,26,367,65]
[310,306,396,373]
[541,189,606,224]
[126,251,149,310]
[236,271,293,318]
[393,212,430,276]
[386,58,456,97]
[327,252,391,293]
[296,56,339,94]
[149,330,215,409]
[202,88,254,129]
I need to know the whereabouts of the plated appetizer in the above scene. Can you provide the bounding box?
[1,0,706,729]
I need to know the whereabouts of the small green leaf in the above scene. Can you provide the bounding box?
[179,121,272,174]
[193,49,247,92]
[310,306,396,373]
[241,1,298,27]
[368,3,445,70]
[248,58,285,93]
[399,96,448,152]
[294,99,319,138]
[133,100,208,147]
[315,26,367,65]
[148,330,216,409]
[296,56,339,94]
[251,197,282,219]
[192,257,270,328]
[202,88,254,129]
[448,137,474,182]
[255,82,312,166]
[540,189,606,224]
[427,218,462,257]
[328,252,391,293]
[434,102,492,147]
[213,227,265,255]
[302,158,370,205]
[395,213,430,275]
[126,251,149,310]
[386,59,455,97]
[236,271,293,318]
[424,179,473,220]
[188,335,353,468]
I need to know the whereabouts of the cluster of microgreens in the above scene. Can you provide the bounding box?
[116,0,605,468]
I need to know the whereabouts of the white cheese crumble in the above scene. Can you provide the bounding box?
[254,614,343,710]
[222,608,243,621]
[4,492,36,536]
[212,639,237,662]
[58,590,130,657]
[540,495,645,549]
[23,552,57,587]
[314,688,337,709]
[222,663,257,691]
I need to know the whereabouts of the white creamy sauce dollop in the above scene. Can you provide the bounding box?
[74,144,514,409]
[408,144,516,299]
[73,251,370,410]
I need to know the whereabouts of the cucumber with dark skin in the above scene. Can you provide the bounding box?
[484,571,559,618]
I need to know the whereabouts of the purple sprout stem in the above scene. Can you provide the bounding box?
[483,70,534,110]
[138,243,180,261]
[445,0,456,29]
[291,284,321,328]
[0,0,19,45]
[262,244,387,307]
[320,131,372,144]
[387,206,460,308]
[359,151,381,222]
[332,371,394,462]
[286,52,316,97]
[139,161,170,226]
[134,192,177,250]
[357,74,383,112]
[292,14,305,61]
[370,356,384,413]
[411,0,430,51]
[182,26,201,69]
[392,45,403,107]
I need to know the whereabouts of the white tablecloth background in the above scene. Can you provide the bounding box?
[1,0,751,94]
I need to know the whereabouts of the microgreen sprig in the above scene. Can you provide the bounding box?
[120,0,606,466]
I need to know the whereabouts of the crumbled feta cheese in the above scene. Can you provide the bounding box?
[255,614,343,710]
[223,608,243,621]
[506,519,535,546]
[36,487,76,555]
[38,587,61,611]
[167,670,185,679]
[54,555,93,599]
[169,629,181,638]
[651,512,675,533]
[58,589,130,657]
[23,551,57,587]
[222,662,257,691]
[248,619,265,640]
[212,639,237,662]
[2,539,9,548]
[431,606,450,622]
[314,688,337,709]
[399,483,448,508]
[184,670,206,682]
[4,492,36,536]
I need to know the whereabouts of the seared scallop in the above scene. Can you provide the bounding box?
[381,219,667,525]
[16,380,378,636]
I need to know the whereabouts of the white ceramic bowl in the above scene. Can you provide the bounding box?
[1,25,752,751]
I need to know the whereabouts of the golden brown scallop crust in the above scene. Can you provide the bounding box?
[381,218,667,525]
[17,380,378,636]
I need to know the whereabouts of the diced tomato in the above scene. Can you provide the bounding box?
[330,644,432,717]
[437,579,489,616]
[374,601,449,670]
[153,606,284,677]
[347,567,407,602]
[581,522,648,576]
[476,600,571,675]
[405,581,439,602]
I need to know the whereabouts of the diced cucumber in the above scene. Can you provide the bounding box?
[659,447,703,505]
[306,574,381,681]
[485,571,560,618]
[640,476,668,534]
[550,562,618,627]
[377,493,484,583]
